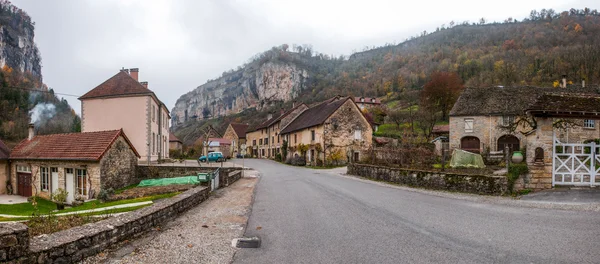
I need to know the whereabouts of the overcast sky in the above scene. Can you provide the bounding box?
[12,0,598,115]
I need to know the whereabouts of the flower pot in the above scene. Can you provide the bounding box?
[56,203,65,210]
[511,151,524,164]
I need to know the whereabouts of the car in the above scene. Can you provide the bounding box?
[236,153,244,158]
[198,152,225,163]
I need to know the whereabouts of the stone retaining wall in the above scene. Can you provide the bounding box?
[0,222,29,262]
[135,165,215,182]
[348,163,507,195]
[219,168,243,187]
[2,186,210,263]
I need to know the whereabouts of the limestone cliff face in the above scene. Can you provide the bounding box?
[172,61,308,125]
[0,2,41,77]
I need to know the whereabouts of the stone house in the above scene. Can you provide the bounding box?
[169,133,183,151]
[280,96,373,165]
[0,139,9,194]
[246,103,309,158]
[206,138,232,158]
[8,127,139,203]
[449,86,600,189]
[354,97,381,110]
[79,68,170,162]
[223,123,248,157]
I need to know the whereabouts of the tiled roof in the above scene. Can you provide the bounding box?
[355,97,381,104]
[79,71,154,100]
[528,93,600,115]
[10,130,140,161]
[249,103,308,132]
[169,133,182,143]
[432,124,449,133]
[230,123,248,138]
[280,97,349,134]
[449,86,600,116]
[0,139,9,160]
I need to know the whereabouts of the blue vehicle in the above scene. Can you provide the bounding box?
[198,152,225,163]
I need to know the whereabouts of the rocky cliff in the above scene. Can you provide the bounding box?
[172,60,308,125]
[0,1,41,78]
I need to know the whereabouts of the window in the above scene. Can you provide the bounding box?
[311,130,315,141]
[157,107,160,124]
[272,136,274,145]
[152,105,156,122]
[253,140,256,146]
[465,119,474,133]
[65,168,73,174]
[265,138,269,145]
[278,135,280,143]
[259,139,263,145]
[17,165,31,173]
[40,167,49,191]
[152,132,156,154]
[584,119,595,129]
[294,134,297,144]
[502,116,514,126]
[76,169,87,196]
[354,129,362,140]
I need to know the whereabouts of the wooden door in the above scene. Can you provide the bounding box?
[461,137,481,154]
[17,172,32,197]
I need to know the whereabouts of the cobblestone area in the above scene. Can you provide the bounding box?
[82,170,259,264]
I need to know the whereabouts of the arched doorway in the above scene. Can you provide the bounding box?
[461,136,481,153]
[497,135,520,153]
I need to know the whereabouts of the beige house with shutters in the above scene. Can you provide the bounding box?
[79,68,170,162]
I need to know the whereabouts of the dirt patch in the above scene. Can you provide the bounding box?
[26,214,106,237]
[109,185,196,201]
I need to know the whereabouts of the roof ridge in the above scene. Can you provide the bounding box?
[29,129,122,138]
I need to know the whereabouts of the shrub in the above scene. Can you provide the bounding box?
[507,163,529,193]
[97,188,115,202]
[290,155,306,166]
[51,188,68,205]
[275,153,282,162]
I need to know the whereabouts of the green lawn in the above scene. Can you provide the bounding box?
[0,192,180,216]
[114,184,138,194]
[0,198,56,216]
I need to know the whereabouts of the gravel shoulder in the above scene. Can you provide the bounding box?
[82,170,259,264]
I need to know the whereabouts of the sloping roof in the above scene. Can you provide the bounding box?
[432,124,450,134]
[80,71,154,100]
[10,130,140,161]
[0,139,10,160]
[249,103,308,132]
[449,86,600,116]
[527,93,600,118]
[169,133,182,143]
[230,123,248,138]
[355,97,381,104]
[280,97,350,134]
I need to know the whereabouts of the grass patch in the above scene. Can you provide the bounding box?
[0,198,56,216]
[432,163,450,169]
[60,192,180,214]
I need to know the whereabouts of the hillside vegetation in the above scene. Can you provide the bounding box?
[173,8,600,144]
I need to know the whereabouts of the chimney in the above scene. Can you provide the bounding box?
[140,81,148,89]
[562,75,567,88]
[267,113,273,120]
[121,68,129,74]
[130,68,139,81]
[292,100,296,108]
[280,107,285,115]
[28,123,34,140]
[582,78,586,88]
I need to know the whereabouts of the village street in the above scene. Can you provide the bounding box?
[234,159,600,264]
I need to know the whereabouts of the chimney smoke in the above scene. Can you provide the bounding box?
[130,68,139,81]
[28,123,34,140]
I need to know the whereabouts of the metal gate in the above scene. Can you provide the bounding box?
[553,137,600,186]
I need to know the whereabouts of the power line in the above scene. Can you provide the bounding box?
[0,86,81,98]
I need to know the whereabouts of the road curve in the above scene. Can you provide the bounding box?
[233,159,600,264]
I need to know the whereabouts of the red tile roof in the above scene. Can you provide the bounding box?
[79,71,154,100]
[10,130,140,161]
[0,139,9,160]
[432,124,450,134]
[169,133,182,143]
[229,123,248,138]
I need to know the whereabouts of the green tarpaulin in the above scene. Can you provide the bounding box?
[137,174,210,187]
[449,149,486,168]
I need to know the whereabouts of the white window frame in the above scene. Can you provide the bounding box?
[40,167,49,191]
[583,119,595,129]
[354,129,362,140]
[502,116,515,126]
[17,165,31,173]
[76,169,87,196]
[465,119,474,133]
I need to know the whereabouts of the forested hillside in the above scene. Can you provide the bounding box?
[173,8,600,144]
[0,1,80,146]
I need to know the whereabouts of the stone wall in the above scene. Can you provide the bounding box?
[100,136,140,191]
[0,160,8,194]
[449,115,527,154]
[2,186,210,263]
[220,168,242,187]
[348,163,507,195]
[0,222,29,262]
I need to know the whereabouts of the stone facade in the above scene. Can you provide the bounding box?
[348,163,507,195]
[1,186,211,264]
[223,125,245,156]
[9,136,138,201]
[0,160,8,194]
[285,100,373,164]
[449,115,527,154]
